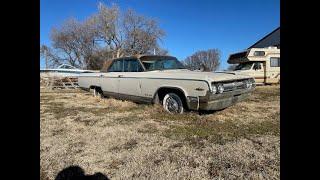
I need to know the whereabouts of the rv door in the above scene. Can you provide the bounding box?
[252,62,265,83]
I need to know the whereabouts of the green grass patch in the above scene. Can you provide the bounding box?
[164,119,280,145]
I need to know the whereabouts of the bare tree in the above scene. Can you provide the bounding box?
[41,2,166,69]
[40,45,49,68]
[91,3,123,58]
[122,9,165,56]
[153,47,169,55]
[50,18,97,69]
[183,49,221,71]
[40,45,66,68]
[92,3,165,58]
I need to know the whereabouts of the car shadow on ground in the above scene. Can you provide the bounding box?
[55,165,109,180]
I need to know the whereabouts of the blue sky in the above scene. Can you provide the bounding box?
[40,0,280,70]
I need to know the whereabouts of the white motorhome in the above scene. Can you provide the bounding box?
[227,47,280,84]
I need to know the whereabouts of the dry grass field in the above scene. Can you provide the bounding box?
[40,85,280,180]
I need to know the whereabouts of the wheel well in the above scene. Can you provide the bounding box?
[89,86,102,93]
[155,87,188,110]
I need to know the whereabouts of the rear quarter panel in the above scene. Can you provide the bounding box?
[78,73,102,89]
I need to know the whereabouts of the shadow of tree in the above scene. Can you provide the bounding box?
[55,165,109,180]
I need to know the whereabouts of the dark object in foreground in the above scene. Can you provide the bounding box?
[55,166,109,180]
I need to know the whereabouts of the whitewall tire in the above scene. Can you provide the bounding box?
[162,93,184,114]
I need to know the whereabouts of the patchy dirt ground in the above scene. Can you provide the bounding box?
[40,85,280,180]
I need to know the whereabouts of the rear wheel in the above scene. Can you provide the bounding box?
[162,93,184,114]
[92,87,104,98]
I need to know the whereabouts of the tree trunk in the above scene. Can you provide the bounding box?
[116,49,121,58]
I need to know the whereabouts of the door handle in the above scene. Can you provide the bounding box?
[118,75,123,78]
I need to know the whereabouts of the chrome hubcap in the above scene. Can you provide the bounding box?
[166,97,179,113]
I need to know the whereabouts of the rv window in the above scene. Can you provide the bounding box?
[270,57,280,67]
[108,60,123,72]
[254,51,265,56]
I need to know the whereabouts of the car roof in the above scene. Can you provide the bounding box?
[105,54,176,61]
[100,54,177,72]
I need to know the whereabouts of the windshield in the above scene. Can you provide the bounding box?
[235,62,253,71]
[142,59,186,71]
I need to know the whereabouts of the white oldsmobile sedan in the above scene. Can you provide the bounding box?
[78,55,255,113]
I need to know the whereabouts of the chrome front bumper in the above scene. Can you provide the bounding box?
[187,88,254,111]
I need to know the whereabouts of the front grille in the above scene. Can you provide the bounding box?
[212,79,251,93]
[223,81,246,92]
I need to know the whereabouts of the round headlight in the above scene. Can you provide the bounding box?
[245,80,252,89]
[211,85,217,94]
[250,78,255,87]
[217,84,224,93]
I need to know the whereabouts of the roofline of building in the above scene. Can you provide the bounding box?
[248,27,280,49]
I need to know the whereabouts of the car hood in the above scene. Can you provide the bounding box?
[142,69,251,82]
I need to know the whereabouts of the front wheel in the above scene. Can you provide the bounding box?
[162,93,184,114]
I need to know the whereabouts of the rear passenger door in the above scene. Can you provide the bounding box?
[100,59,123,98]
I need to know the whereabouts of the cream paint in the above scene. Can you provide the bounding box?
[78,69,251,99]
[228,47,280,84]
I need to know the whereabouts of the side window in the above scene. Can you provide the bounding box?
[108,60,123,72]
[270,57,280,67]
[163,60,174,69]
[253,62,262,70]
[123,59,143,72]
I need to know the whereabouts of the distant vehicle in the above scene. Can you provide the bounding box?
[40,64,97,78]
[227,47,280,84]
[78,55,255,113]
